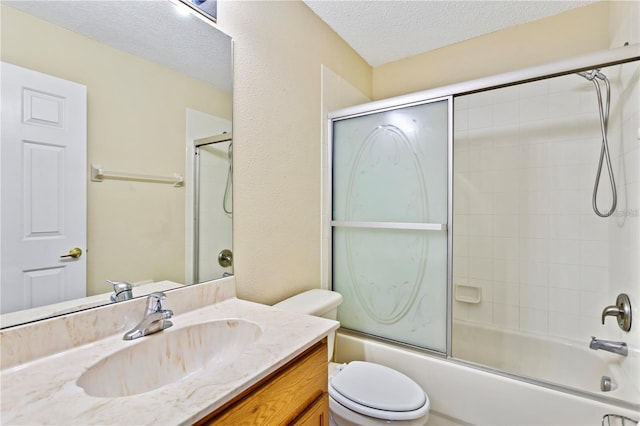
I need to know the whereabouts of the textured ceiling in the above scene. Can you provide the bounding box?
[304,0,597,67]
[4,0,232,92]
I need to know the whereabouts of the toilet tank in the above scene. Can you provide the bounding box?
[273,289,343,320]
[273,289,343,361]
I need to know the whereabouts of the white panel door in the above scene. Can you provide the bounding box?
[1,62,87,314]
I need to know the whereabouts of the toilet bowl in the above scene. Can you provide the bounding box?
[273,289,430,426]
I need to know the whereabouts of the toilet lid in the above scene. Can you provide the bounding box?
[329,361,427,416]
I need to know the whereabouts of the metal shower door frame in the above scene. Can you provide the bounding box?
[326,43,640,358]
[192,132,232,283]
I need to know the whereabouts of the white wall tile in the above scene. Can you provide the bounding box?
[549,263,580,290]
[549,239,580,265]
[470,279,493,303]
[580,213,609,241]
[468,301,493,323]
[520,307,548,335]
[580,265,609,293]
[549,287,580,315]
[453,255,469,278]
[580,240,610,267]
[494,170,520,192]
[493,259,519,283]
[519,191,549,215]
[519,79,549,98]
[469,236,493,257]
[519,261,549,286]
[492,303,520,329]
[454,109,469,132]
[453,236,469,257]
[519,95,548,122]
[549,89,582,118]
[493,124,520,147]
[549,188,586,215]
[492,282,519,305]
[520,285,549,310]
[492,214,519,238]
[580,290,608,317]
[548,311,580,339]
[469,257,493,281]
[549,214,580,239]
[519,214,549,239]
[493,237,519,260]
[493,101,519,126]
[468,106,493,130]
[453,214,469,236]
[468,214,492,236]
[519,238,549,263]
[452,59,639,351]
[452,299,469,320]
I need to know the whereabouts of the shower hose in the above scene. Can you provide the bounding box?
[578,69,617,217]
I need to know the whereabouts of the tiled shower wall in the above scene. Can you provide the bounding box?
[452,62,638,345]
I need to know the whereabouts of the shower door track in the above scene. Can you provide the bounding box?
[329,44,640,122]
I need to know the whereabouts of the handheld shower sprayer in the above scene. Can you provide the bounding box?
[577,68,617,218]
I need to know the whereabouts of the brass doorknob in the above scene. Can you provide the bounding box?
[60,247,82,259]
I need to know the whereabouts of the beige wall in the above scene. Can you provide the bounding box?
[1,5,232,296]
[217,1,372,304]
[372,2,611,100]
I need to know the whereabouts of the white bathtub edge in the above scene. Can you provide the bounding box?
[335,331,640,425]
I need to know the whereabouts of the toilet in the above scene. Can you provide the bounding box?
[273,289,430,426]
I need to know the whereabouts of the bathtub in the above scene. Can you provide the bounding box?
[451,320,637,403]
[335,328,640,425]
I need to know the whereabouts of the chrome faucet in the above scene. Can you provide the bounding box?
[107,280,133,302]
[123,292,173,340]
[590,336,628,357]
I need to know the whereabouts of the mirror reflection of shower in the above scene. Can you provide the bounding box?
[577,68,617,217]
[193,132,233,283]
[223,142,233,214]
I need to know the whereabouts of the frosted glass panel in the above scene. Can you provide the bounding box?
[333,101,448,224]
[332,99,449,352]
[333,228,447,350]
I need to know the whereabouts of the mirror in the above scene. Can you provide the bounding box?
[0,0,232,328]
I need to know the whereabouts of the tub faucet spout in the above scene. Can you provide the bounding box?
[589,336,628,357]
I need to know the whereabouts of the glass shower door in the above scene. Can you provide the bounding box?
[331,98,450,352]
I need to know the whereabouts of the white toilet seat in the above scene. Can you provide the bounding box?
[329,361,430,421]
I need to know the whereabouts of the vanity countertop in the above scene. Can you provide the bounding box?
[0,281,338,425]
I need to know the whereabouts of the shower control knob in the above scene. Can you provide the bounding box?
[601,293,632,332]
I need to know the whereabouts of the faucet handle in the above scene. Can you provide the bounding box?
[146,292,167,313]
[107,280,132,292]
[601,293,632,332]
[107,280,133,302]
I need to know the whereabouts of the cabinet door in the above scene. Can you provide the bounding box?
[291,393,329,426]
[199,339,328,425]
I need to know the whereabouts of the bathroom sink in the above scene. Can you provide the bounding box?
[76,319,262,397]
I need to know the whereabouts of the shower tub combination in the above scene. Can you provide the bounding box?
[328,43,640,424]
[336,330,639,425]
[452,321,637,403]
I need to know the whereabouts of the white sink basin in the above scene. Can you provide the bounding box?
[76,319,262,397]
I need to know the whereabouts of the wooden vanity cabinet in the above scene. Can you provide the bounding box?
[196,338,329,426]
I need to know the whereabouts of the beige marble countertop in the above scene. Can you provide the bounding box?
[0,279,338,425]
